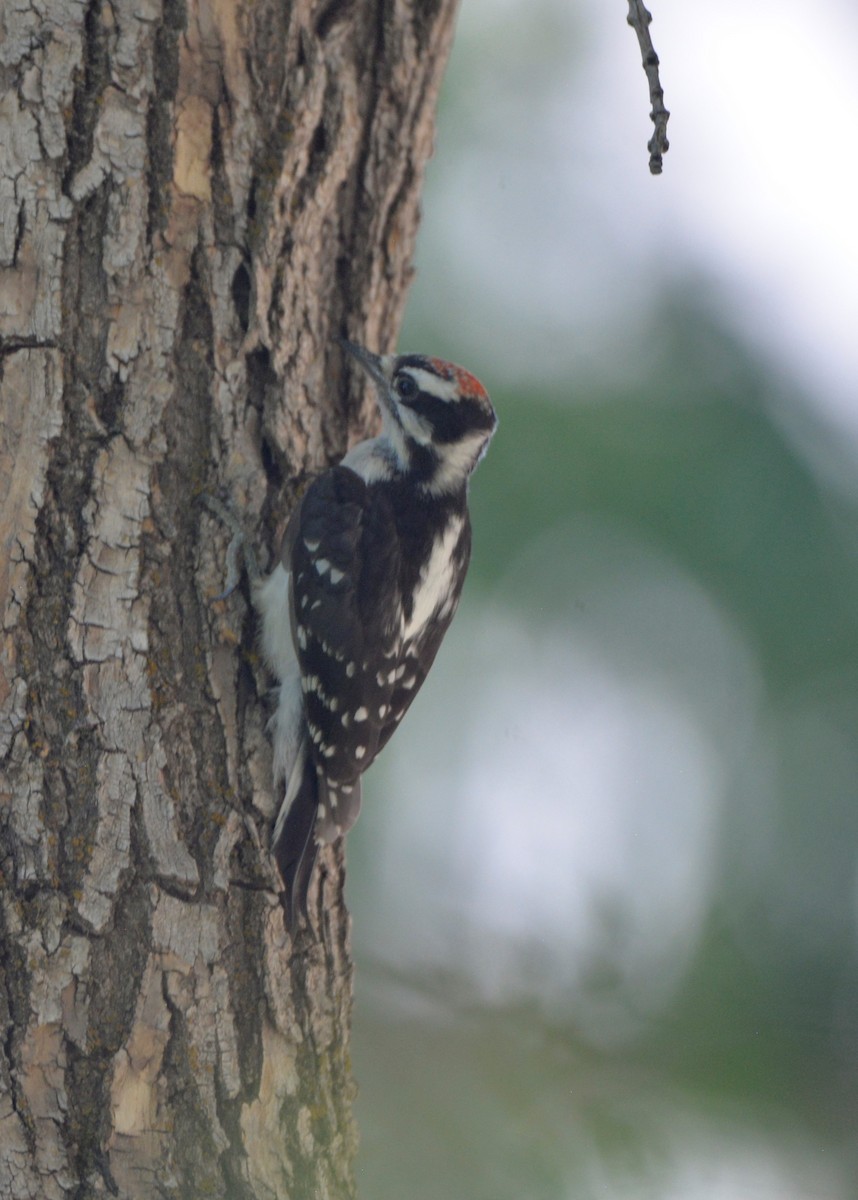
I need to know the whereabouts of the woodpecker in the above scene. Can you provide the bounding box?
[255,340,497,930]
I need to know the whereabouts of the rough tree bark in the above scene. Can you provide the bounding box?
[0,0,457,1195]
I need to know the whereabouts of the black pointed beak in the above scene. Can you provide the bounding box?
[337,338,389,394]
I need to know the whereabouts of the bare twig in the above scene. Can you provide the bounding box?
[626,0,670,175]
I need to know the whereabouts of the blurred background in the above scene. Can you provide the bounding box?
[348,1,858,1196]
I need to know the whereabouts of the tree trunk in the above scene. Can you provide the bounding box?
[0,1,457,1195]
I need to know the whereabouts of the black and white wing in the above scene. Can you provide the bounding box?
[376,517,472,755]
[289,466,404,796]
[272,466,406,924]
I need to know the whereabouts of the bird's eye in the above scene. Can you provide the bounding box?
[394,373,418,400]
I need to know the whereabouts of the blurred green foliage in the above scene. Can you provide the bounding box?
[470,296,858,686]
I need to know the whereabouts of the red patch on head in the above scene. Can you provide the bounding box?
[427,357,489,401]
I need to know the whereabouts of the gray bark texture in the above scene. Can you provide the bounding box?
[0,0,457,1195]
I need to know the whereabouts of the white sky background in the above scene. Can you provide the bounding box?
[355,0,858,1013]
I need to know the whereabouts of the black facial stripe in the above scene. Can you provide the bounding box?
[406,394,494,444]
[396,354,441,376]
[405,393,456,438]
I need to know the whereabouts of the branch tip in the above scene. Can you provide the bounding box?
[626,0,670,175]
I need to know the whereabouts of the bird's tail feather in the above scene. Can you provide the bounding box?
[271,743,319,933]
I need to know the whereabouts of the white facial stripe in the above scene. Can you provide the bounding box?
[405,366,459,402]
[397,404,434,446]
[423,430,491,495]
[380,405,411,462]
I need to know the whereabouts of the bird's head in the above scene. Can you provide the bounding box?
[339,339,497,494]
